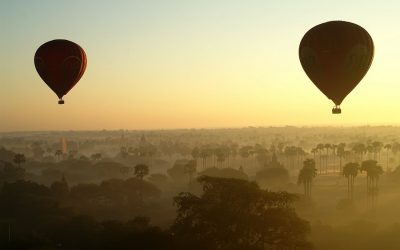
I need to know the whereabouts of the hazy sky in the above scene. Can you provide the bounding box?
[2,0,400,131]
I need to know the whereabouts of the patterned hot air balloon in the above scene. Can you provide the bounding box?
[34,39,87,104]
[299,21,374,114]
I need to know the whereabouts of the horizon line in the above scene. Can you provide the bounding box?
[3,124,400,134]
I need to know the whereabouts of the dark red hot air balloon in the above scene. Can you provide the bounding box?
[34,39,87,104]
[299,21,374,114]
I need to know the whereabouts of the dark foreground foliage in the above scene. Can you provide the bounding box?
[172,176,313,250]
[0,177,312,250]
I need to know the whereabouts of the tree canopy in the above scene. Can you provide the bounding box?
[172,176,313,250]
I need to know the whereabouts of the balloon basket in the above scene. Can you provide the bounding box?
[332,107,341,114]
[58,99,64,104]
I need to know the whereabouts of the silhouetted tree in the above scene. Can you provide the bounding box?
[55,149,63,161]
[172,176,313,250]
[214,147,225,168]
[31,142,45,159]
[361,160,383,208]
[324,143,332,173]
[228,143,238,168]
[167,159,190,183]
[311,148,318,163]
[392,142,400,162]
[134,164,150,204]
[0,162,25,184]
[134,164,149,181]
[352,143,366,163]
[90,153,102,161]
[120,146,129,159]
[13,153,25,167]
[50,174,69,198]
[331,144,337,167]
[316,143,324,174]
[366,144,374,160]
[298,159,317,197]
[183,160,197,185]
[296,146,306,169]
[191,146,200,167]
[199,145,213,169]
[239,145,252,169]
[253,144,269,167]
[336,143,346,172]
[68,149,78,159]
[384,143,392,171]
[0,147,16,162]
[342,162,359,200]
[372,141,383,161]
[284,146,298,169]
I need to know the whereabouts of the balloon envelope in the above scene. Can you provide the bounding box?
[34,39,87,103]
[299,21,374,107]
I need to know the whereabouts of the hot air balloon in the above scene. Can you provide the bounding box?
[299,21,374,114]
[34,39,87,104]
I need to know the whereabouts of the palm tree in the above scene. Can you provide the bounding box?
[296,147,306,169]
[342,162,359,200]
[55,149,63,161]
[384,143,392,172]
[248,146,257,169]
[134,164,149,180]
[216,146,230,168]
[13,153,26,167]
[222,144,231,168]
[191,146,200,168]
[391,142,400,163]
[90,153,102,161]
[254,144,269,168]
[316,144,324,174]
[324,143,332,173]
[297,159,317,197]
[311,148,318,163]
[276,142,285,155]
[284,146,298,170]
[239,145,252,170]
[120,146,129,159]
[331,144,338,169]
[184,159,197,185]
[199,145,212,169]
[366,144,374,160]
[372,141,383,161]
[352,143,366,163]
[134,163,149,204]
[360,160,383,208]
[229,143,238,168]
[145,144,157,165]
[336,143,346,173]
[13,154,26,167]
